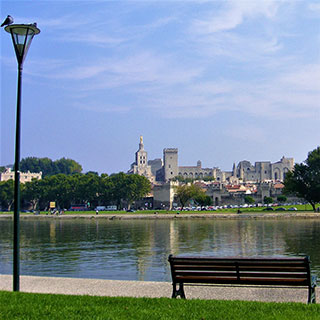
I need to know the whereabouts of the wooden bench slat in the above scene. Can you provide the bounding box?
[175,278,309,286]
[172,265,307,272]
[171,258,306,263]
[174,271,308,279]
[171,256,306,260]
[172,260,307,266]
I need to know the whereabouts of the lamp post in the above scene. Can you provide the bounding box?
[4,23,40,291]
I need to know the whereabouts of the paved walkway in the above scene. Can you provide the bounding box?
[0,275,318,303]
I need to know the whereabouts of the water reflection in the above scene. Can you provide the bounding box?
[0,218,319,281]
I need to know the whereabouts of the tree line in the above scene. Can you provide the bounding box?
[19,157,83,177]
[0,172,151,211]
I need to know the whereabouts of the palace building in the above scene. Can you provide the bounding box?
[128,136,294,184]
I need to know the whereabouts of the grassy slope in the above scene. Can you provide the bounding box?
[0,291,319,320]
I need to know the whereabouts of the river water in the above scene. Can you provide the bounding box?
[0,218,319,281]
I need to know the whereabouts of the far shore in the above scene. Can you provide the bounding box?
[0,211,320,220]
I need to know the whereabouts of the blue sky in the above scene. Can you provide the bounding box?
[1,1,319,174]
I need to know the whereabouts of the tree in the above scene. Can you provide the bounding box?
[20,157,55,176]
[244,196,255,204]
[173,176,194,183]
[0,166,7,173]
[202,176,215,182]
[124,174,151,208]
[72,173,101,208]
[194,193,213,207]
[54,158,82,175]
[108,173,151,209]
[277,195,287,203]
[283,147,320,212]
[23,179,43,210]
[99,174,113,205]
[263,196,273,205]
[175,184,207,208]
[0,180,14,210]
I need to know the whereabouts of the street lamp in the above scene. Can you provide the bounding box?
[4,23,40,291]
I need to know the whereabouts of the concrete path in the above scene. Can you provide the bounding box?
[0,275,318,304]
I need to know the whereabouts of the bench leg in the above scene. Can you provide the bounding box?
[308,287,316,304]
[171,283,186,299]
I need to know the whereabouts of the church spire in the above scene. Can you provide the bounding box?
[139,135,144,150]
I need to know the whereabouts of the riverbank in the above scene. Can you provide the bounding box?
[0,211,320,220]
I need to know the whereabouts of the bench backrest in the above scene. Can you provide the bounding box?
[168,255,312,287]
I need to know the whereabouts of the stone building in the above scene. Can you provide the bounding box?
[235,157,294,182]
[153,181,178,210]
[0,168,42,183]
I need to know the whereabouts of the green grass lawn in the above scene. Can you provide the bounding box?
[0,291,319,320]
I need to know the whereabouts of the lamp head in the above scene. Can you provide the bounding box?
[4,24,40,65]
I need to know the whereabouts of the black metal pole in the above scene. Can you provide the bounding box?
[13,63,23,292]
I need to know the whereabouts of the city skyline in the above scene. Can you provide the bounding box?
[1,1,319,174]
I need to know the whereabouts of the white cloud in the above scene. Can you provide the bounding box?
[192,0,279,34]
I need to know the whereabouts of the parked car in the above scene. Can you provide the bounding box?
[126,209,136,212]
[95,206,107,211]
[275,207,286,211]
[288,207,298,211]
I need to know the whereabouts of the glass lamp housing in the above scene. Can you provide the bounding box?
[4,24,40,65]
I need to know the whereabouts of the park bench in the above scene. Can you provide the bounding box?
[168,255,317,303]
